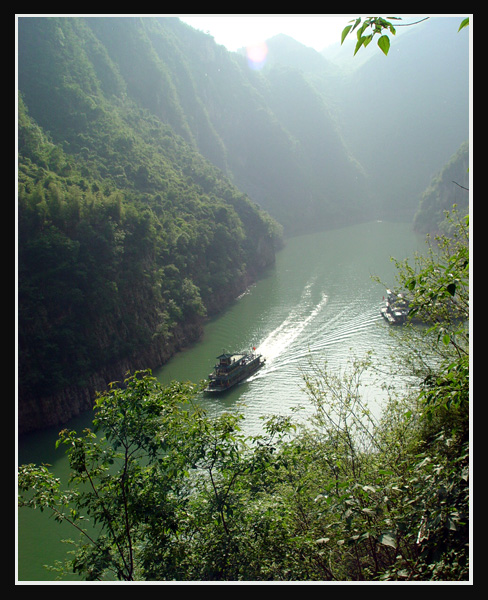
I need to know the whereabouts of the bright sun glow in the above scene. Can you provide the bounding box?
[179,15,352,53]
[246,41,269,70]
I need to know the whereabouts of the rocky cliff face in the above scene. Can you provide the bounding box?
[18,318,202,434]
[18,16,469,434]
[413,141,469,234]
[18,321,202,434]
[18,237,275,435]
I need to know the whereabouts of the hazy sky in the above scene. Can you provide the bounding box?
[178,15,353,52]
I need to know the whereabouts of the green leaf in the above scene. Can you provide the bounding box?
[362,485,376,493]
[341,25,352,44]
[377,35,390,56]
[357,21,370,39]
[362,507,376,516]
[315,537,330,544]
[362,34,373,48]
[458,18,469,32]
[351,18,362,32]
[407,278,416,291]
[446,282,456,296]
[354,37,365,56]
[378,532,397,548]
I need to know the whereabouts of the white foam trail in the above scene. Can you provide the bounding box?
[256,289,328,365]
[305,308,381,352]
[252,301,382,381]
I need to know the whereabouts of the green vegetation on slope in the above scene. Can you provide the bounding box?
[17,18,282,428]
[414,141,469,234]
[18,16,470,580]
[17,14,374,430]
[17,16,469,431]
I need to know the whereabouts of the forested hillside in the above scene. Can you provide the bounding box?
[414,141,469,233]
[17,17,471,582]
[17,17,282,432]
[136,17,371,232]
[17,16,469,433]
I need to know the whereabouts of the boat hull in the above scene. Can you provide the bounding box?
[381,289,410,325]
[205,352,265,393]
[380,305,408,325]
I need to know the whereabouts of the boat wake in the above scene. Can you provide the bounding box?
[252,279,383,381]
[255,279,328,365]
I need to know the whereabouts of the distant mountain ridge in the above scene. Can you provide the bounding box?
[156,18,371,233]
[262,18,469,220]
[326,17,469,218]
[19,16,469,232]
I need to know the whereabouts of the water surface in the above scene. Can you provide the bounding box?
[155,220,422,430]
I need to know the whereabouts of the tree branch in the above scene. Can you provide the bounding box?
[452,180,469,191]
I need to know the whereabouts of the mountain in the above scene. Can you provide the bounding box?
[236,17,469,223]
[17,16,469,432]
[325,17,469,219]
[152,20,371,233]
[413,141,469,233]
[17,16,282,432]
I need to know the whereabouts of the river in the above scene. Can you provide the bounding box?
[155,220,423,430]
[17,220,423,581]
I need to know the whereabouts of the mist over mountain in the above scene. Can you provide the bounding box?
[19,16,468,232]
[17,16,469,431]
[261,17,469,221]
[325,17,469,219]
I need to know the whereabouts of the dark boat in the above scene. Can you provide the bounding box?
[380,289,410,325]
[205,350,265,393]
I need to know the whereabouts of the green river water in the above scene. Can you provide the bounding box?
[17,220,424,581]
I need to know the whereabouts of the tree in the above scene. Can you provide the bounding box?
[18,327,470,581]
[18,16,470,581]
[392,210,469,417]
[18,371,294,580]
[341,16,469,56]
[18,373,205,580]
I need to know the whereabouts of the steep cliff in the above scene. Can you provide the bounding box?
[17,16,469,432]
[413,141,469,234]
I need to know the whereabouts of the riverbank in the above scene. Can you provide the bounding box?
[17,242,278,435]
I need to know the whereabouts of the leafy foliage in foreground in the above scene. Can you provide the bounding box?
[341,16,468,57]
[393,210,469,418]
[19,369,469,582]
[18,364,469,581]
